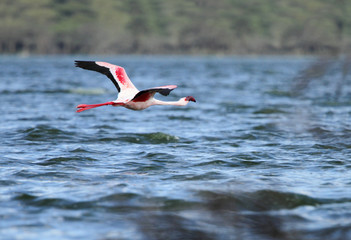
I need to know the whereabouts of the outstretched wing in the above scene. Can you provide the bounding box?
[75,61,138,93]
[131,85,177,102]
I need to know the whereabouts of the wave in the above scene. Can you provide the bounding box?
[13,188,351,213]
[37,156,97,166]
[196,189,351,212]
[116,132,180,144]
[254,107,288,114]
[194,160,241,168]
[164,171,223,181]
[11,188,351,240]
[20,124,74,142]
[167,115,196,121]
[143,152,177,161]
[13,193,93,209]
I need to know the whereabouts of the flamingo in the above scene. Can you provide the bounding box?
[74,61,196,112]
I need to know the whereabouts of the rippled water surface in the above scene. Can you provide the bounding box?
[1,55,351,240]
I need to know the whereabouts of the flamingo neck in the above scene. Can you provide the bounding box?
[153,98,188,106]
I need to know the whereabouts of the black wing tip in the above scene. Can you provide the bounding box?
[74,60,121,92]
[159,88,174,96]
[137,88,175,97]
[74,60,96,68]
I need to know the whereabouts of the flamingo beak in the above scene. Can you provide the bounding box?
[186,96,196,102]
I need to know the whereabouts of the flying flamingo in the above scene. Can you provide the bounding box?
[74,61,196,112]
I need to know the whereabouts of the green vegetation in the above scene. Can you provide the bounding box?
[1,0,350,54]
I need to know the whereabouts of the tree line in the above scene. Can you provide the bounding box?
[0,0,350,55]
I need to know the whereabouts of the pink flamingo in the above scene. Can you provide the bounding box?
[75,61,196,112]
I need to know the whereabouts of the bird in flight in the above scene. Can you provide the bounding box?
[75,61,196,112]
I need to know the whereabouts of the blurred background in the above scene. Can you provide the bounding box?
[1,0,350,55]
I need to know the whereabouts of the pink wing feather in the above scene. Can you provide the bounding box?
[75,61,138,92]
[96,61,138,91]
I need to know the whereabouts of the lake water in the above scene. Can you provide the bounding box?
[1,55,350,240]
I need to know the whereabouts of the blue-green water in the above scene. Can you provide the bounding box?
[1,55,350,240]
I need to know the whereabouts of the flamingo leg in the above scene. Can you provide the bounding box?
[76,101,115,112]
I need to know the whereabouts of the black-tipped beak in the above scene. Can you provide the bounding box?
[186,96,196,102]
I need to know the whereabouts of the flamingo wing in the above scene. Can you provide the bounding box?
[75,61,137,93]
[131,85,177,102]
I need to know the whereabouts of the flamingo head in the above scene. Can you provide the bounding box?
[185,96,196,102]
